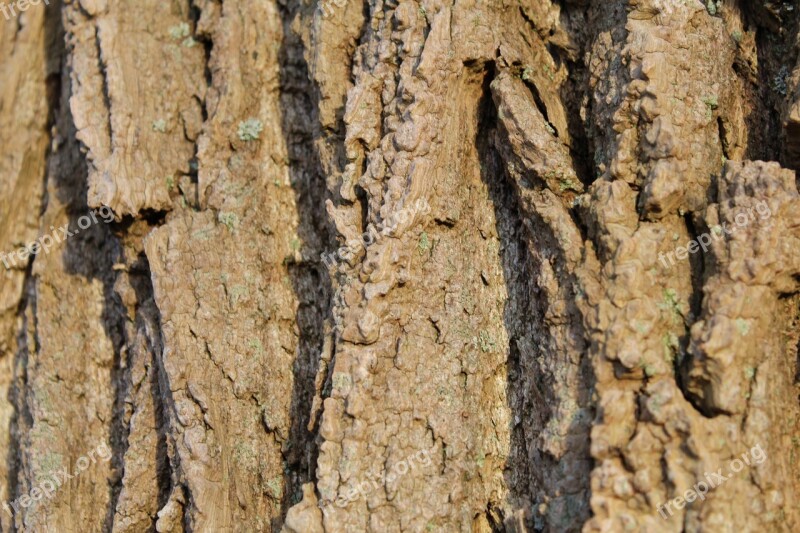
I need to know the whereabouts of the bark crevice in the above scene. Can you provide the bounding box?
[277,2,335,520]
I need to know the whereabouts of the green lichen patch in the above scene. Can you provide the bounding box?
[418,232,431,254]
[168,22,191,40]
[701,95,718,109]
[662,332,680,362]
[248,338,264,355]
[218,211,239,231]
[238,118,263,141]
[478,330,496,353]
[228,284,248,306]
[706,0,721,16]
[521,66,533,81]
[735,318,751,336]
[702,95,718,120]
[559,177,579,192]
[266,476,283,500]
[658,288,683,324]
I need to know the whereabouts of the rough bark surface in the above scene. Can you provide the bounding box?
[1,0,799,532]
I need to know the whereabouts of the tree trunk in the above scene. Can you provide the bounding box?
[0,0,799,531]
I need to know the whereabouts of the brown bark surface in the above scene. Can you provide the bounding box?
[0,0,799,532]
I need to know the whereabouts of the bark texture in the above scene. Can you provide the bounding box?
[1,0,799,532]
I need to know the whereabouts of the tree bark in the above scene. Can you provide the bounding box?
[0,0,799,532]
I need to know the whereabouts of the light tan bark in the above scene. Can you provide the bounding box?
[0,1,799,532]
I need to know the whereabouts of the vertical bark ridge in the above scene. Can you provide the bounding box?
[490,66,596,530]
[577,2,800,531]
[64,0,206,217]
[0,4,57,530]
[142,0,334,529]
[13,10,123,528]
[111,232,172,532]
[284,1,584,530]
